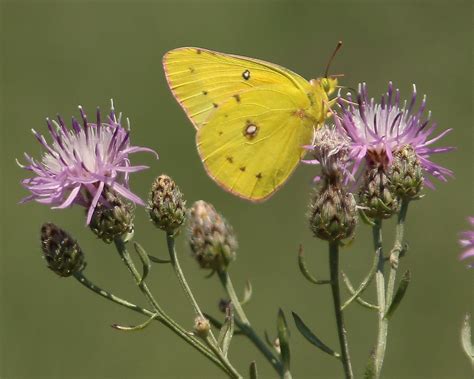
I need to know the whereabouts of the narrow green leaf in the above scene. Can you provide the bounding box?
[359,208,376,226]
[249,361,258,379]
[204,269,216,278]
[341,248,380,310]
[264,330,274,348]
[240,280,253,305]
[218,305,235,357]
[292,311,341,359]
[147,254,171,264]
[384,270,411,319]
[133,242,151,284]
[298,245,330,285]
[112,313,159,332]
[342,272,379,310]
[376,198,393,212]
[461,313,474,361]
[277,309,290,371]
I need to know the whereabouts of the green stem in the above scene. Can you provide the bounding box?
[218,270,250,325]
[218,270,284,377]
[373,200,410,378]
[114,237,236,378]
[372,219,387,379]
[165,234,242,379]
[386,200,409,308]
[329,241,354,379]
[73,272,226,373]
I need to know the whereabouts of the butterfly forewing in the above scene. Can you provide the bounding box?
[197,86,314,201]
[163,47,311,129]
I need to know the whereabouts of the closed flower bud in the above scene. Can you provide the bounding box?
[309,183,357,242]
[188,201,237,271]
[41,223,85,277]
[89,190,134,243]
[359,166,399,219]
[389,145,424,200]
[148,175,186,233]
[194,316,211,338]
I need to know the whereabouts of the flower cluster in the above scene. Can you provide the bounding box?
[306,82,454,228]
[338,82,454,187]
[18,101,157,224]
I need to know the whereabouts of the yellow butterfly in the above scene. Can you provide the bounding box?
[163,46,340,202]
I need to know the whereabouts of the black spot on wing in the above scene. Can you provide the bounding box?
[213,103,219,108]
[233,94,241,103]
[243,122,259,139]
[226,156,234,163]
[242,70,250,80]
[239,166,246,172]
[202,90,208,95]
[196,49,202,54]
[256,172,263,179]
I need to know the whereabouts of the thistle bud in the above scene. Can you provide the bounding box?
[89,190,134,243]
[389,145,424,200]
[309,183,357,242]
[193,316,211,338]
[188,201,237,271]
[148,175,186,233]
[40,223,85,277]
[359,166,399,219]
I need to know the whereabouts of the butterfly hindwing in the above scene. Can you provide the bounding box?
[197,86,314,201]
[163,47,312,129]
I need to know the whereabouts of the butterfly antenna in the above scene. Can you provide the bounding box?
[325,41,343,78]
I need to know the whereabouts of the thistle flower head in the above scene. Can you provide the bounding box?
[148,175,186,233]
[459,217,474,268]
[306,126,358,242]
[303,124,352,185]
[338,82,454,188]
[18,101,158,224]
[89,189,135,243]
[41,223,85,277]
[187,201,237,271]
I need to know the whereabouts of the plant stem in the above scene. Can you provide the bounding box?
[165,234,242,379]
[73,272,227,374]
[115,237,239,378]
[329,241,354,379]
[373,219,387,378]
[373,200,410,377]
[217,270,250,325]
[386,200,409,308]
[218,270,284,377]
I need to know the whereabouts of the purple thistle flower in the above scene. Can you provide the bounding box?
[18,101,158,224]
[459,217,474,268]
[337,82,454,188]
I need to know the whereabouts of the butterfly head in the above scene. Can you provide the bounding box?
[310,77,338,97]
[320,77,338,96]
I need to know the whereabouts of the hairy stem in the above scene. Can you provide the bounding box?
[73,272,227,374]
[374,200,410,377]
[373,219,387,378]
[165,234,242,379]
[329,241,354,379]
[218,270,284,377]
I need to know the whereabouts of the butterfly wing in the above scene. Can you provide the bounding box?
[197,86,314,201]
[163,47,311,129]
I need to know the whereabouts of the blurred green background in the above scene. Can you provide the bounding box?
[1,1,472,378]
